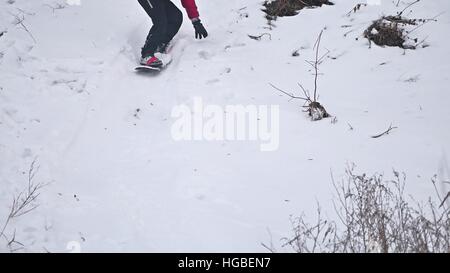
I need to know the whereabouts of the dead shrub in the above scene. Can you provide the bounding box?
[271,30,330,121]
[0,159,46,252]
[278,165,450,253]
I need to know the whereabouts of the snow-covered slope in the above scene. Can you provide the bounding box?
[1,0,450,252]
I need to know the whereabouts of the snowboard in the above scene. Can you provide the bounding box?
[135,65,163,72]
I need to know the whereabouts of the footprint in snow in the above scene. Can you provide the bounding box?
[224,42,246,52]
[206,78,220,85]
[220,67,231,75]
[198,50,212,60]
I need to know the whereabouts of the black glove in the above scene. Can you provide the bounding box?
[193,19,208,39]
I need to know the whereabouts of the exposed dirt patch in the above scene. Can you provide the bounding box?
[263,0,334,21]
[364,16,429,49]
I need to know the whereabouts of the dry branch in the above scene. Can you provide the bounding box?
[371,124,398,139]
[248,33,272,41]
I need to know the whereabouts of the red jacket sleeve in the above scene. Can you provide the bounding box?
[181,0,200,19]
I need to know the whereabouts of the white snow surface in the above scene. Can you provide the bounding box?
[1,0,450,252]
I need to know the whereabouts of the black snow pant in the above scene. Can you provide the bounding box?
[138,0,183,58]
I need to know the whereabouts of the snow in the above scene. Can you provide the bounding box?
[1,0,450,252]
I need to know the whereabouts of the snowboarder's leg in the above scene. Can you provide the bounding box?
[138,0,168,65]
[163,1,183,45]
[150,1,182,54]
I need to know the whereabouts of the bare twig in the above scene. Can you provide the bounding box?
[397,0,420,17]
[0,159,45,244]
[407,12,445,35]
[43,3,66,13]
[439,192,450,208]
[269,83,309,101]
[346,3,367,17]
[9,12,36,43]
[261,228,277,253]
[248,33,272,41]
[312,30,324,102]
[371,124,398,138]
